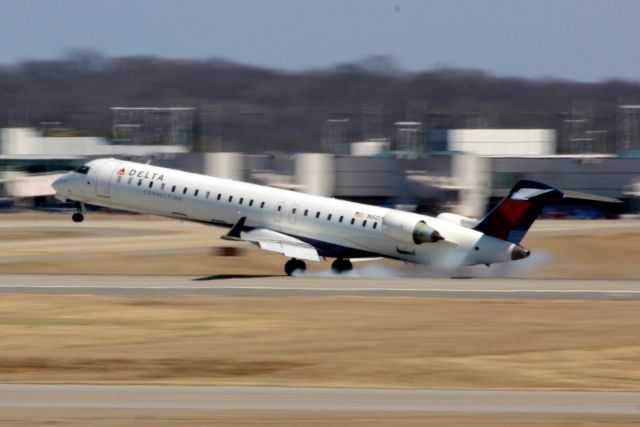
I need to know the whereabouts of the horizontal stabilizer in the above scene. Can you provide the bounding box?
[562,190,621,204]
[243,228,320,261]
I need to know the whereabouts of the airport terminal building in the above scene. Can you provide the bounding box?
[1,126,638,216]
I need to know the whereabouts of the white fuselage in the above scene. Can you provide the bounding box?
[52,158,519,267]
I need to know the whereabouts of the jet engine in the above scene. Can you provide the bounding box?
[381,211,443,244]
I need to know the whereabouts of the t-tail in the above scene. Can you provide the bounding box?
[474,180,564,244]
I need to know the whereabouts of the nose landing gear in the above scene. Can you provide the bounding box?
[284,258,306,276]
[331,258,353,274]
[71,201,85,223]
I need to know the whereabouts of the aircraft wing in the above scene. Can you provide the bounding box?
[242,228,320,261]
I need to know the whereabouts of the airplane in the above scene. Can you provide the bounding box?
[50,157,610,276]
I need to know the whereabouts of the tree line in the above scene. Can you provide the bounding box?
[1,51,639,153]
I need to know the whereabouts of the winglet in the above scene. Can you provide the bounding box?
[221,217,246,241]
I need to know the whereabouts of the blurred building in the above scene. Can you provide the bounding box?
[1,128,187,157]
[489,155,631,199]
[111,107,195,148]
[395,122,422,152]
[349,140,391,156]
[618,101,640,153]
[1,123,638,216]
[446,129,556,156]
[0,127,188,206]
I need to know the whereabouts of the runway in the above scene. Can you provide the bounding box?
[1,217,638,424]
[0,274,639,299]
[1,384,639,415]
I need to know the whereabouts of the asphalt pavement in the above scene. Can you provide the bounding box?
[1,384,639,414]
[0,274,639,299]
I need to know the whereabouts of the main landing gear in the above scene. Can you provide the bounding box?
[284,258,306,276]
[71,201,85,223]
[331,258,353,274]
[72,212,84,223]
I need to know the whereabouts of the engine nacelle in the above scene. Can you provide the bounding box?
[381,211,443,245]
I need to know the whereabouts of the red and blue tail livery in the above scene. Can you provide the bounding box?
[474,180,564,244]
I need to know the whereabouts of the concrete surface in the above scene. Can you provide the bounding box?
[0,274,639,299]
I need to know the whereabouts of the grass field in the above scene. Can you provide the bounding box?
[1,293,639,390]
[0,212,638,278]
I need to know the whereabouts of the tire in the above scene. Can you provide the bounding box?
[331,259,352,274]
[285,259,306,276]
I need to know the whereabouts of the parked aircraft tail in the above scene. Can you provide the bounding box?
[473,180,564,244]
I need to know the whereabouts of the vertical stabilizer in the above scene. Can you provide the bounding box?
[474,180,563,244]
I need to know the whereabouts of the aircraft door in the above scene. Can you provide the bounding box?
[95,160,119,198]
[274,202,285,221]
[288,204,299,224]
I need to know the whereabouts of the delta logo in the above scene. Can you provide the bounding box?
[127,168,165,181]
[116,168,125,175]
[355,211,365,219]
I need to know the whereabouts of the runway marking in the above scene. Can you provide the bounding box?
[1,275,639,299]
[1,385,639,414]
[2,285,640,296]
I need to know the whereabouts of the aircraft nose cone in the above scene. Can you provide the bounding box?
[51,173,68,193]
[510,245,531,261]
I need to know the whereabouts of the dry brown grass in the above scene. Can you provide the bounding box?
[0,212,638,278]
[524,232,640,279]
[1,294,639,391]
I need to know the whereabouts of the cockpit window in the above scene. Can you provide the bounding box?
[75,165,90,175]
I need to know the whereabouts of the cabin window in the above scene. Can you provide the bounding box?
[127,177,133,185]
[148,181,153,188]
[260,202,265,208]
[350,218,355,225]
[373,222,378,230]
[205,191,210,199]
[292,207,297,214]
[161,183,165,190]
[239,197,244,205]
[171,185,176,193]
[327,214,332,221]
[138,179,143,186]
[339,215,344,223]
[217,193,221,200]
[315,211,320,219]
[194,189,199,196]
[116,175,122,183]
[304,209,309,216]
[277,205,282,212]
[228,195,233,202]
[362,220,367,227]
[249,199,254,207]
[183,187,188,194]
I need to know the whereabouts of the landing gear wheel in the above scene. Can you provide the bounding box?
[284,258,306,276]
[72,212,84,223]
[331,258,353,274]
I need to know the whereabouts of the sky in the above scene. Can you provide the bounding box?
[1,0,640,82]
